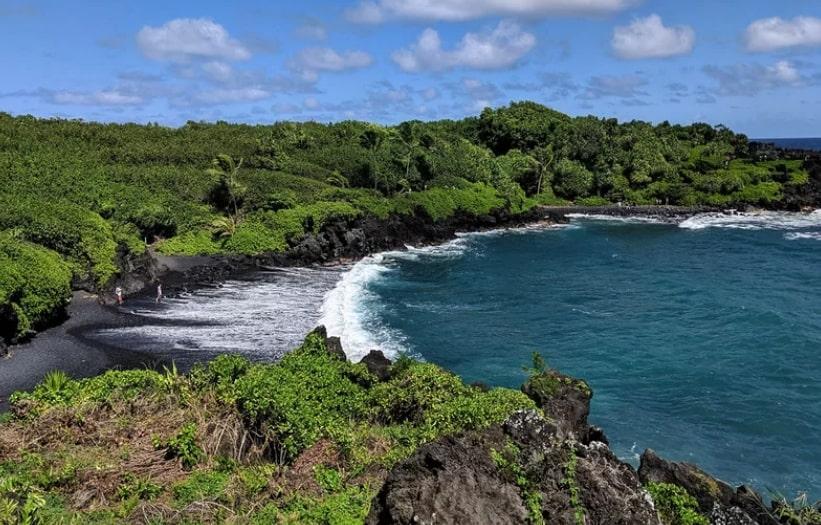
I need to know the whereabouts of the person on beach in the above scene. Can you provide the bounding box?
[155,281,163,304]
[115,286,123,305]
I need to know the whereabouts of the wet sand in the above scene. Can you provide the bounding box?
[0,292,167,410]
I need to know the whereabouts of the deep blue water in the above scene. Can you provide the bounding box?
[754,137,821,151]
[349,212,821,498]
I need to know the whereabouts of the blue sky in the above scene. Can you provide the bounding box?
[1,0,820,136]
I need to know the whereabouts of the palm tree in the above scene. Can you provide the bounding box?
[206,154,246,220]
[533,145,555,195]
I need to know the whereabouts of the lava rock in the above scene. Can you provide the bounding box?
[521,370,592,440]
[325,336,347,361]
[360,350,392,381]
[366,428,529,525]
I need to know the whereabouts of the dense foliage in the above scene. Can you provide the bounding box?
[0,332,535,523]
[0,104,812,341]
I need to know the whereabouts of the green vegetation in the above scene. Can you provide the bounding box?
[646,482,710,525]
[0,332,536,523]
[0,104,812,342]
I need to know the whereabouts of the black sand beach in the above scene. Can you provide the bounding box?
[0,292,165,410]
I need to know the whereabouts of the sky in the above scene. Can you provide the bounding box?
[1,0,820,137]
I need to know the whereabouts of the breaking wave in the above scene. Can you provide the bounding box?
[679,210,821,231]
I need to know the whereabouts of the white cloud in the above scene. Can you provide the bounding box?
[201,61,234,82]
[193,87,271,104]
[703,60,803,96]
[611,14,694,59]
[578,74,648,99]
[744,16,821,52]
[52,89,143,106]
[290,47,373,80]
[137,18,251,62]
[347,0,638,23]
[304,96,321,109]
[392,20,536,72]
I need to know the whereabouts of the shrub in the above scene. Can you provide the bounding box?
[0,233,72,340]
[233,333,369,459]
[0,198,118,286]
[157,423,203,469]
[646,482,709,525]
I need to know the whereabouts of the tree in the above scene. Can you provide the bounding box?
[532,145,555,196]
[553,159,594,200]
[206,154,246,222]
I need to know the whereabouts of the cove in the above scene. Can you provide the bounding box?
[337,213,821,498]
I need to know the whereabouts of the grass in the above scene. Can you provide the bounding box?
[0,332,537,524]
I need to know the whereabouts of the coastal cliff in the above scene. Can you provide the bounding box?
[1,328,816,524]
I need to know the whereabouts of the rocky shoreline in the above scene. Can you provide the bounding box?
[326,329,797,525]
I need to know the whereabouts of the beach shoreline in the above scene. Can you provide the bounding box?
[0,205,722,409]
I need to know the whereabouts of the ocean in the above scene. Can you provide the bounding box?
[753,137,821,151]
[91,210,821,499]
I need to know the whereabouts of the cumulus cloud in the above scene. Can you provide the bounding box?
[201,61,234,83]
[744,16,821,52]
[347,0,638,23]
[612,15,694,59]
[290,47,373,80]
[392,20,535,72]
[137,18,251,62]
[703,60,803,96]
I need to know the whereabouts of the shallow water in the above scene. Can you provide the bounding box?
[92,211,821,497]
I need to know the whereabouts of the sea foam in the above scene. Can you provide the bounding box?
[679,210,821,231]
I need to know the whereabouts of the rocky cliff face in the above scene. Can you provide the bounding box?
[357,347,788,525]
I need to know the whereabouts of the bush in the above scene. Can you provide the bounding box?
[0,198,118,286]
[0,233,72,341]
[646,482,709,525]
[233,333,370,459]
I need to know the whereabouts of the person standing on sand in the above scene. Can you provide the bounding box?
[115,286,123,305]
[155,281,163,304]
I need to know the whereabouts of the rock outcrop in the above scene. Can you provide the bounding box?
[639,449,781,525]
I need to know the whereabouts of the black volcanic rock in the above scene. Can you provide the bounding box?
[368,410,660,525]
[638,449,781,525]
[360,350,392,381]
[325,336,347,361]
[521,369,592,440]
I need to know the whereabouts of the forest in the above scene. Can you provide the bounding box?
[0,101,813,343]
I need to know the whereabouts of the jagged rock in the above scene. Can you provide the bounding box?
[639,449,735,513]
[733,486,780,525]
[521,370,592,440]
[586,426,609,445]
[710,502,758,525]
[368,410,661,525]
[573,442,661,525]
[637,449,782,524]
[503,410,557,447]
[366,428,530,525]
[360,350,392,381]
[307,325,328,341]
[325,336,347,361]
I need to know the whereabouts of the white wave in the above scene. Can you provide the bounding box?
[319,222,575,361]
[679,210,821,231]
[565,213,671,225]
[93,267,342,362]
[318,254,408,362]
[785,231,821,241]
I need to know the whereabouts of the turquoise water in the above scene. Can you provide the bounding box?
[336,212,821,498]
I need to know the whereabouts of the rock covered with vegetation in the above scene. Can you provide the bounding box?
[2,102,819,342]
[2,330,816,524]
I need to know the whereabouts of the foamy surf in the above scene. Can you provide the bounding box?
[565,213,672,225]
[679,210,821,230]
